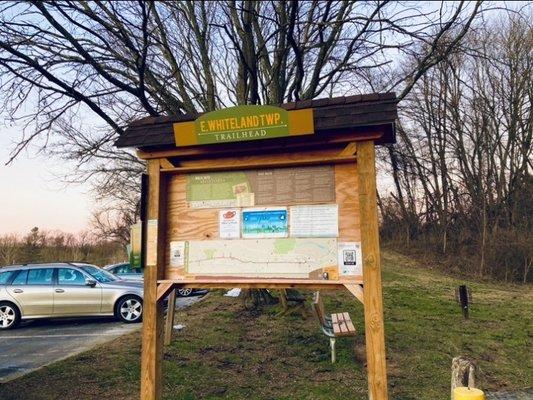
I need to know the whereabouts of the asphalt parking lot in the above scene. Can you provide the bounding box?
[0,295,203,383]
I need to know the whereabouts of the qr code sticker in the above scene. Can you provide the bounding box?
[343,250,357,265]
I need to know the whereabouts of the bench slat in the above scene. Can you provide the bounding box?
[330,312,356,336]
[340,321,347,333]
[332,313,343,321]
[341,312,353,333]
[332,314,341,334]
[346,319,356,333]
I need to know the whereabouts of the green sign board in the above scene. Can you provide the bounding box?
[173,105,314,147]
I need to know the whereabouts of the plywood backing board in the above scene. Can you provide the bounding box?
[163,150,360,280]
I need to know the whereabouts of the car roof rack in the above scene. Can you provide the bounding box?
[17,261,94,266]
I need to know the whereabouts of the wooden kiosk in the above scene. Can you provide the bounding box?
[116,93,397,400]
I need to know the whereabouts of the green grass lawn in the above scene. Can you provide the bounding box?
[0,251,531,399]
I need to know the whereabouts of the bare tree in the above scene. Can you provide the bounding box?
[0,233,20,265]
[0,1,485,155]
[0,228,125,266]
[0,1,485,239]
[382,12,532,281]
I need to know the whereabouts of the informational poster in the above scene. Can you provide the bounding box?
[169,241,186,267]
[289,204,339,237]
[338,242,363,276]
[251,166,335,205]
[242,207,288,238]
[219,209,241,239]
[186,165,334,209]
[146,220,158,266]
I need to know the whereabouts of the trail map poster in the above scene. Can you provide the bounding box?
[185,238,337,278]
[186,165,335,208]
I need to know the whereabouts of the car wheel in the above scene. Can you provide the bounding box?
[177,288,193,297]
[0,302,21,330]
[116,296,143,323]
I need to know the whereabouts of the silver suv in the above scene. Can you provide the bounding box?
[0,263,143,330]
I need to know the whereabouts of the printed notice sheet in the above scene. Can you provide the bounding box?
[338,242,363,276]
[289,204,339,237]
[219,209,241,239]
[170,241,186,267]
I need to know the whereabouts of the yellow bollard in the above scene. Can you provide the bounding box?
[453,387,485,400]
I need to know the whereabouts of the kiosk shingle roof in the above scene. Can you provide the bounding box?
[116,92,397,149]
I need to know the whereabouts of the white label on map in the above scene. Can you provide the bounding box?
[219,209,241,239]
[236,192,255,207]
[338,242,362,276]
[170,241,186,267]
[289,204,339,237]
[189,199,237,209]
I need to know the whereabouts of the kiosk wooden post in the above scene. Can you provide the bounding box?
[358,141,388,399]
[116,93,397,400]
[140,160,167,400]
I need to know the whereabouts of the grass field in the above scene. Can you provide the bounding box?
[0,251,531,399]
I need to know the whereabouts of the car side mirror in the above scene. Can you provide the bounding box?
[85,278,97,287]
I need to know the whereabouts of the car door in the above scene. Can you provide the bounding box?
[6,268,54,316]
[53,268,102,315]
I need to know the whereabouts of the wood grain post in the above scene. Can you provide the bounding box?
[164,289,177,346]
[357,141,389,399]
[140,159,167,400]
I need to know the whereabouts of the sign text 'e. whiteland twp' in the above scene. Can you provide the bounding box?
[173,104,314,146]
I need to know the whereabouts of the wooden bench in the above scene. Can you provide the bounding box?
[312,291,356,363]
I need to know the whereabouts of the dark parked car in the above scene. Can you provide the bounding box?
[103,262,205,297]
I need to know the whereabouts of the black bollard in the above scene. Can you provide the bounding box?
[456,285,470,319]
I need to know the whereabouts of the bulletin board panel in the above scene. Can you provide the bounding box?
[159,147,362,285]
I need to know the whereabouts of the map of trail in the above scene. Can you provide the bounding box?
[186,238,337,278]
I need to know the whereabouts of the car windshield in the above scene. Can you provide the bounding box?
[79,265,118,283]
